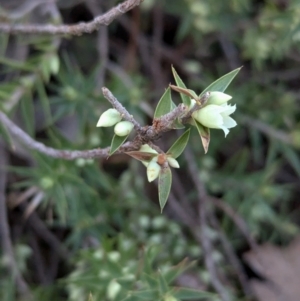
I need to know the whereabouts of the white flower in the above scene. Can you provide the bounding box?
[96,108,122,127]
[192,104,237,137]
[114,121,134,136]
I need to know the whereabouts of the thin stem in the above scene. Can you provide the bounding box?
[102,87,142,130]
[0,0,143,35]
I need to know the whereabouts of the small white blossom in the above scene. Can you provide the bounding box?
[192,104,237,137]
[96,108,122,127]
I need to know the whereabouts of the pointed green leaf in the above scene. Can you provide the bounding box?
[154,87,172,118]
[109,134,129,155]
[172,288,215,300]
[158,270,169,295]
[167,129,190,159]
[164,259,197,284]
[201,67,242,95]
[0,117,14,150]
[171,66,191,106]
[193,118,210,154]
[131,289,157,300]
[143,273,158,288]
[20,92,35,136]
[169,85,198,100]
[158,166,172,212]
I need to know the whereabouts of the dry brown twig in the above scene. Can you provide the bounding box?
[0,0,143,35]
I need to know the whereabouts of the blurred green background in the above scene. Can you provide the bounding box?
[0,0,300,300]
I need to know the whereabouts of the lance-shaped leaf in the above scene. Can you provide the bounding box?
[200,67,242,96]
[158,166,172,212]
[109,134,129,156]
[130,289,157,300]
[158,270,169,295]
[171,66,191,106]
[172,288,216,300]
[193,118,210,154]
[169,85,198,100]
[125,151,158,163]
[154,87,172,118]
[167,128,190,158]
[164,258,197,284]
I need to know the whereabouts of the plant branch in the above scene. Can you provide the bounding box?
[102,87,142,130]
[0,0,143,35]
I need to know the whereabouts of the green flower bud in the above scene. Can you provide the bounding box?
[206,91,232,105]
[96,109,122,127]
[147,159,161,182]
[106,280,121,300]
[167,157,180,168]
[114,121,134,136]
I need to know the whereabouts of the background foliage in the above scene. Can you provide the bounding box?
[0,0,300,300]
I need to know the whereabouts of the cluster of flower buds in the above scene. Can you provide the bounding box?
[96,108,134,136]
[139,144,179,182]
[192,91,236,137]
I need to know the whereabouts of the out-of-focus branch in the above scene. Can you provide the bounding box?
[0,0,143,35]
[0,145,30,295]
[184,146,231,301]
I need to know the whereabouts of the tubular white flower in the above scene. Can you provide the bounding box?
[147,159,161,182]
[206,91,232,105]
[96,108,122,127]
[114,121,134,136]
[192,104,237,137]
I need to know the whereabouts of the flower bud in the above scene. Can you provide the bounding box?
[147,159,161,182]
[96,109,122,127]
[206,91,232,105]
[167,157,180,168]
[114,121,134,136]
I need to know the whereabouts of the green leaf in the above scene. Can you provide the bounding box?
[164,259,197,284]
[0,116,14,150]
[169,85,198,100]
[167,129,190,158]
[158,270,169,295]
[109,134,129,156]
[130,289,157,300]
[193,118,210,154]
[20,92,35,137]
[154,87,172,118]
[172,288,215,300]
[171,66,191,106]
[158,166,172,212]
[200,67,242,95]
